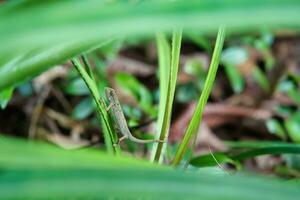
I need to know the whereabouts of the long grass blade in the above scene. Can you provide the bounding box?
[227,141,300,160]
[172,27,226,166]
[232,145,300,161]
[152,30,182,162]
[71,58,120,155]
[190,142,300,167]
[150,33,170,161]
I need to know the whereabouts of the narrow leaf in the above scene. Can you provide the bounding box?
[153,30,182,162]
[172,27,226,166]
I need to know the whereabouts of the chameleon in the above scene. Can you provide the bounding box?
[104,87,164,145]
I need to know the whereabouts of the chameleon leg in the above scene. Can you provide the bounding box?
[156,139,165,143]
[98,98,113,112]
[106,102,113,112]
[118,135,127,144]
[113,135,128,146]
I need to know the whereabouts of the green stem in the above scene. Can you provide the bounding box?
[71,58,120,155]
[81,54,95,82]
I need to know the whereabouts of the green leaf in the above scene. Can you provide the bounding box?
[221,47,248,66]
[287,89,300,105]
[221,47,247,93]
[1,136,300,200]
[176,83,199,103]
[252,66,270,92]
[279,78,300,105]
[226,140,300,149]
[223,63,244,93]
[0,87,14,109]
[152,30,182,162]
[190,153,237,167]
[278,79,296,92]
[173,27,225,166]
[266,118,286,140]
[63,78,89,96]
[184,58,206,78]
[72,97,95,120]
[1,0,300,90]
[0,39,108,90]
[226,141,300,160]
[150,32,171,162]
[122,104,143,123]
[285,118,300,143]
[71,58,120,155]
[284,155,300,171]
[98,39,123,60]
[115,72,155,117]
[231,145,300,161]
[188,34,212,53]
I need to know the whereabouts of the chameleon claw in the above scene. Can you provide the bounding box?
[113,143,118,147]
[155,139,165,143]
[113,135,127,147]
[106,102,113,112]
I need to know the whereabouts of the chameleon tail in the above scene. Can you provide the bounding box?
[128,135,164,144]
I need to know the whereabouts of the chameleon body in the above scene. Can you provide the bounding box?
[105,87,163,144]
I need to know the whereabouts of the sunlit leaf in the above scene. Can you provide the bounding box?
[221,47,248,66]
[115,72,155,117]
[72,97,95,120]
[63,78,89,96]
[266,118,286,140]
[285,118,300,143]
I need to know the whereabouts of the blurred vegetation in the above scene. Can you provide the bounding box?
[1,0,300,199]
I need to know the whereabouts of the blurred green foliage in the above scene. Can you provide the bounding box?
[1,0,300,198]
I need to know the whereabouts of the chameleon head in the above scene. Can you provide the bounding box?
[104,87,118,103]
[105,87,115,96]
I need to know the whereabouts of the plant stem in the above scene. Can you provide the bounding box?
[71,58,120,155]
[81,54,95,81]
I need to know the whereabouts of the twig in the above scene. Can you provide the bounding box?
[28,86,51,139]
[208,145,230,175]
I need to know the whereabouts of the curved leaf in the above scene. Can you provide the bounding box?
[1,0,300,89]
[0,137,299,200]
[232,145,300,161]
